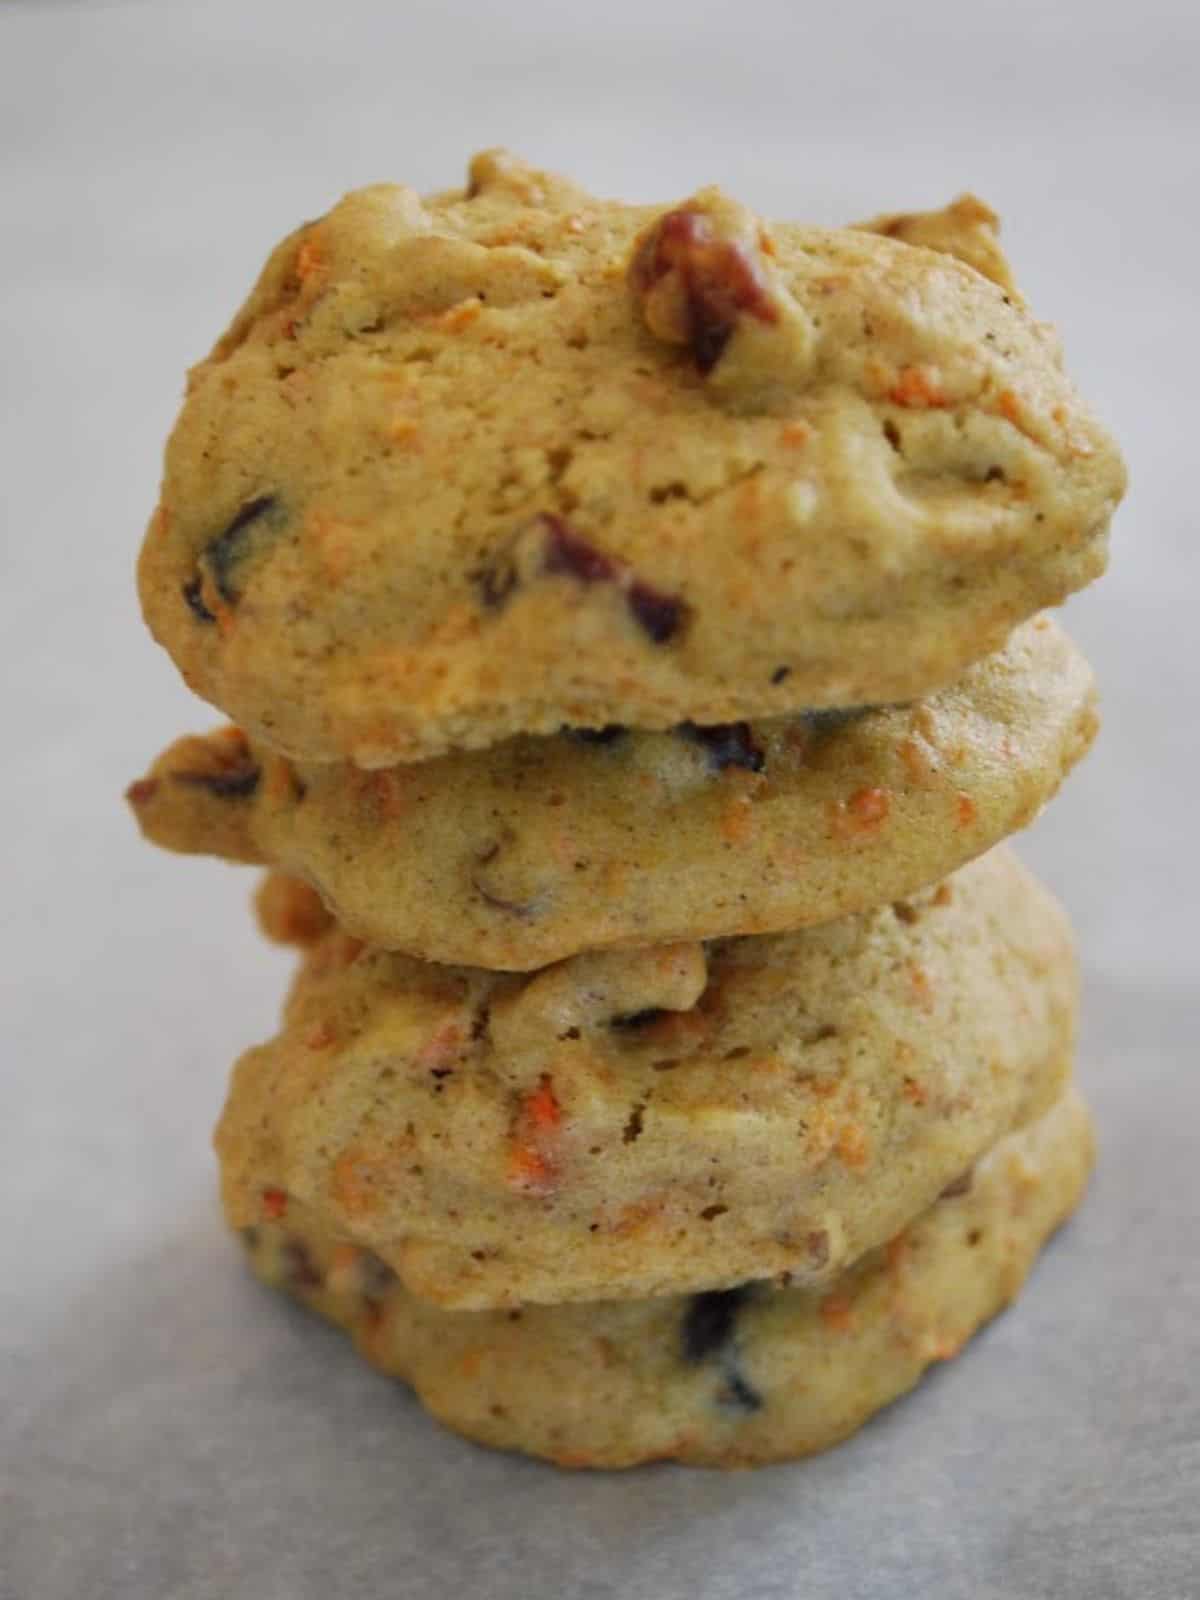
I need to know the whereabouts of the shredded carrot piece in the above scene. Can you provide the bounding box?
[955,792,978,828]
[835,1122,870,1170]
[505,1144,555,1192]
[295,236,324,283]
[432,299,482,333]
[524,1075,561,1131]
[927,1331,963,1361]
[388,415,421,445]
[909,964,935,1011]
[889,365,947,408]
[820,1292,855,1333]
[332,1148,383,1215]
[830,785,892,840]
[720,795,754,844]
[261,1188,288,1220]
[416,1022,463,1072]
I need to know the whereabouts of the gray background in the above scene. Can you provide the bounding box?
[2,1,1196,1596]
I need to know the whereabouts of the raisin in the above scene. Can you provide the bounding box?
[201,495,278,605]
[171,760,260,800]
[471,845,537,918]
[770,665,791,685]
[679,721,764,774]
[716,1367,764,1414]
[939,1169,974,1200]
[281,1239,322,1291]
[475,551,519,610]
[807,1229,830,1268]
[681,1285,753,1363]
[610,1007,667,1031]
[358,1252,397,1300]
[626,579,687,644]
[562,724,628,745]
[181,575,217,623]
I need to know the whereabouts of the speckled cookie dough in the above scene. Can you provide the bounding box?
[137,150,1124,766]
[239,1085,1092,1468]
[215,848,1076,1310]
[130,615,1095,968]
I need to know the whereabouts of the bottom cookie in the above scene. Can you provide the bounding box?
[238,1086,1092,1468]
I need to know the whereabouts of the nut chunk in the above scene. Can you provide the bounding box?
[630,193,779,370]
[629,188,815,404]
[853,194,1018,296]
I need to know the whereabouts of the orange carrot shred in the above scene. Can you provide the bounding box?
[525,1075,561,1131]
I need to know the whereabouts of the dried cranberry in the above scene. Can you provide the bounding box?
[541,515,619,583]
[478,512,687,647]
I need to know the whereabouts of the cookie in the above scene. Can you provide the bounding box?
[137,150,1124,766]
[239,1085,1092,1468]
[215,848,1076,1309]
[130,615,1095,969]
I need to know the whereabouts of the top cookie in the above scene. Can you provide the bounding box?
[138,151,1124,765]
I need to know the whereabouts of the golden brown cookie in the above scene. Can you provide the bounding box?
[130,615,1095,968]
[216,848,1076,1309]
[138,151,1123,765]
[239,1086,1092,1467]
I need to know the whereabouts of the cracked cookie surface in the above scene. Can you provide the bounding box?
[131,616,1096,968]
[238,1086,1092,1467]
[138,150,1123,765]
[215,848,1076,1309]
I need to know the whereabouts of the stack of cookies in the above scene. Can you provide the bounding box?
[128,152,1124,1468]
